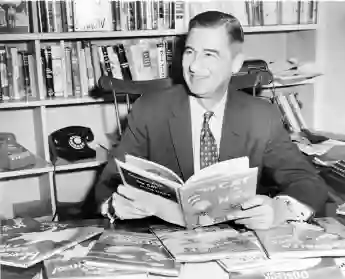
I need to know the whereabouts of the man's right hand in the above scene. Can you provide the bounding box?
[101,184,153,221]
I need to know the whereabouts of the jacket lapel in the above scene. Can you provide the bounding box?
[219,86,248,161]
[168,88,194,182]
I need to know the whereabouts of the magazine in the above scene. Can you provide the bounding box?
[255,220,345,260]
[0,218,104,268]
[229,257,345,279]
[84,230,181,277]
[44,238,146,279]
[115,154,258,229]
[150,224,264,263]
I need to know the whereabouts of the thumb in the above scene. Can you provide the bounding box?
[241,195,265,210]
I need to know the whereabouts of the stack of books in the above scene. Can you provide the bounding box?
[3,215,345,278]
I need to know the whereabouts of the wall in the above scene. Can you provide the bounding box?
[314,1,345,133]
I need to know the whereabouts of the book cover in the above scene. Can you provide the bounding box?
[0,217,104,268]
[84,230,180,277]
[255,220,345,260]
[73,0,112,31]
[1,262,43,279]
[44,238,146,279]
[115,154,258,229]
[151,224,263,263]
[229,257,345,279]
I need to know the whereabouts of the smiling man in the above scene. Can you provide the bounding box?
[95,11,329,230]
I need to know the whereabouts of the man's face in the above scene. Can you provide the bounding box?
[182,25,239,98]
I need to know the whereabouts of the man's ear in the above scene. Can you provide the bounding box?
[231,52,244,74]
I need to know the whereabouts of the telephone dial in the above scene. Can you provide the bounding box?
[48,126,96,163]
[0,132,36,170]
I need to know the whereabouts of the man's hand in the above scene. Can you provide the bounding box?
[104,184,185,226]
[112,185,154,219]
[228,195,280,230]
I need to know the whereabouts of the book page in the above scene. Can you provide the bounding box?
[186,156,249,184]
[180,167,258,229]
[125,154,184,184]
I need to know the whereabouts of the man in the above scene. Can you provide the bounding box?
[95,11,329,230]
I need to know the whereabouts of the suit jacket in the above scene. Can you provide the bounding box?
[95,83,329,214]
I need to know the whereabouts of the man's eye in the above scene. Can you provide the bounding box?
[205,53,214,57]
[184,49,192,55]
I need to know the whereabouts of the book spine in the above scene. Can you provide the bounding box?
[63,42,73,97]
[91,44,102,83]
[71,42,81,97]
[28,54,37,98]
[10,47,21,100]
[77,41,89,96]
[107,45,123,79]
[152,0,159,30]
[100,46,113,77]
[65,0,74,32]
[45,0,55,32]
[51,44,64,97]
[5,46,14,99]
[21,51,31,97]
[60,0,68,32]
[157,41,167,78]
[0,47,9,98]
[114,43,132,80]
[84,41,95,89]
[37,1,47,32]
[44,46,55,98]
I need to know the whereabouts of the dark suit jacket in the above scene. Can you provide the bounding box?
[95,83,329,214]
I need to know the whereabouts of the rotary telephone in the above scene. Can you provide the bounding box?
[48,126,96,163]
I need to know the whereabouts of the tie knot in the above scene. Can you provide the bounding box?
[203,111,214,123]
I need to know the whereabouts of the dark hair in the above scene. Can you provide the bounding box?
[188,11,244,44]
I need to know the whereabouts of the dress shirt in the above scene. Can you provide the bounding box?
[189,91,228,174]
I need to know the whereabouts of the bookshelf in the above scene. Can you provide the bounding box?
[0,0,321,219]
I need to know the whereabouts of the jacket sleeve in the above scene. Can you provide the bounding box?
[262,107,329,214]
[94,96,149,209]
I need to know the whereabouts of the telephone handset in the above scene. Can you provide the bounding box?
[49,126,97,163]
[0,132,36,170]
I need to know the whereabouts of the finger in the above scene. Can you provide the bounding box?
[118,185,150,202]
[241,196,265,210]
[113,193,152,219]
[117,185,135,201]
[230,205,268,219]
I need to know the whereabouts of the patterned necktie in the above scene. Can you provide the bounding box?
[200,111,219,169]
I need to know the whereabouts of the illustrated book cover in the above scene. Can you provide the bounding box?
[228,257,345,279]
[44,238,146,279]
[254,219,345,260]
[150,223,264,263]
[84,230,180,277]
[115,154,258,229]
[0,217,104,268]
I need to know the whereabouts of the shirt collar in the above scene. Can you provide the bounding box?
[189,90,228,118]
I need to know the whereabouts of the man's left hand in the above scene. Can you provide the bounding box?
[229,195,276,230]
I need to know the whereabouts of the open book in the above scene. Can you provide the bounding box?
[114,155,258,229]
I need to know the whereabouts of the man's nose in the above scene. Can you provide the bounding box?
[189,55,203,73]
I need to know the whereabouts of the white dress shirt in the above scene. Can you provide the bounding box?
[189,92,228,174]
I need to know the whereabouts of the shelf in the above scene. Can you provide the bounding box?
[0,96,107,109]
[243,24,318,33]
[0,156,52,179]
[55,147,108,172]
[262,79,315,89]
[0,24,318,42]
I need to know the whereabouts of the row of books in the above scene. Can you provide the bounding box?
[0,46,37,102]
[0,37,175,101]
[0,0,186,34]
[2,217,345,279]
[274,92,308,133]
[189,0,318,27]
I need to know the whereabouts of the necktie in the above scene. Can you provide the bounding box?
[200,111,219,169]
